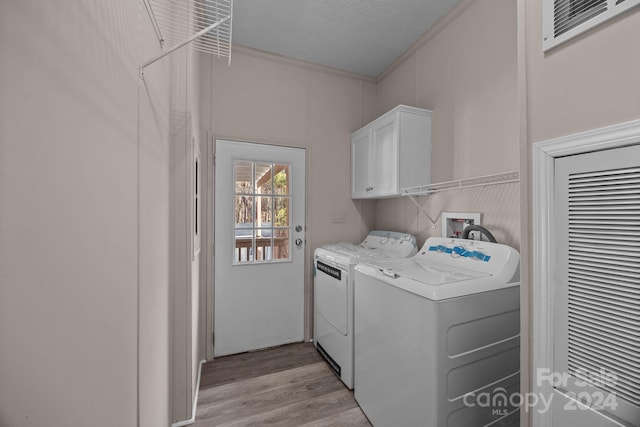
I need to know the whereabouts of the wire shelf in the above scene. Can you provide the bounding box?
[402,170,520,228]
[141,0,233,76]
[402,170,520,196]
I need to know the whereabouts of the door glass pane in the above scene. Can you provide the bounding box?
[234,195,253,227]
[274,197,289,227]
[254,229,273,261]
[233,160,292,265]
[255,162,273,194]
[234,234,253,263]
[255,196,272,227]
[274,165,290,195]
[273,229,289,260]
[234,160,253,194]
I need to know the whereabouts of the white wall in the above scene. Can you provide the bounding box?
[520,2,640,426]
[167,32,202,424]
[374,0,520,249]
[139,15,173,427]
[525,1,640,143]
[0,1,183,426]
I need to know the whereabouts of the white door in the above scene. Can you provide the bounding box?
[553,144,640,425]
[214,140,306,357]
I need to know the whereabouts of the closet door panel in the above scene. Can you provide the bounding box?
[554,144,640,425]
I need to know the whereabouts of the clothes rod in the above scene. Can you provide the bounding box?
[140,15,230,78]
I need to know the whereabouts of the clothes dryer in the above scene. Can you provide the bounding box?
[313,230,417,389]
[354,237,520,426]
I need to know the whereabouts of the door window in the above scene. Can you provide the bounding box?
[233,160,291,264]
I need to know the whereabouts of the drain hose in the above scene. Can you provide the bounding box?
[462,225,497,243]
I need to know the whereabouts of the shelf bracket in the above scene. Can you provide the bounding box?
[406,194,439,228]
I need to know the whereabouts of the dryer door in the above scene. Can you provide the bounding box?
[315,259,348,335]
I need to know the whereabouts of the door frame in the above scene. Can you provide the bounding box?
[205,136,310,360]
[531,118,640,426]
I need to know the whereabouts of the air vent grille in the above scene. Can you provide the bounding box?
[544,0,640,51]
[553,0,607,37]
[567,166,640,406]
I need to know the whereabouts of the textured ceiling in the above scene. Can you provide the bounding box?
[232,0,462,78]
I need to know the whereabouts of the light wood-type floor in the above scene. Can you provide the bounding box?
[193,342,372,427]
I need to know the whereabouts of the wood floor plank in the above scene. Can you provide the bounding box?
[194,364,346,425]
[198,362,331,404]
[200,342,322,388]
[194,343,371,427]
[300,407,372,427]
[210,389,359,427]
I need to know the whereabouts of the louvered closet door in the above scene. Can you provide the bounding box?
[554,144,640,425]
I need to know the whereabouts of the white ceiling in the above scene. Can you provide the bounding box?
[231,0,463,78]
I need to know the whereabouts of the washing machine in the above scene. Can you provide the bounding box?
[354,237,521,426]
[313,230,418,389]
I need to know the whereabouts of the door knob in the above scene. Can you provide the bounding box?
[295,238,303,247]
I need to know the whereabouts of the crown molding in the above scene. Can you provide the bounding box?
[229,44,377,84]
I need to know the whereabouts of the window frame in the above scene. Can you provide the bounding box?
[232,159,292,265]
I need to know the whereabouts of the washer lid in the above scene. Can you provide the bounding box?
[374,258,490,285]
[354,237,520,300]
[360,230,418,258]
[315,230,418,265]
[317,243,386,263]
[355,261,518,300]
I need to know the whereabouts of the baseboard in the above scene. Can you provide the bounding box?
[171,359,206,427]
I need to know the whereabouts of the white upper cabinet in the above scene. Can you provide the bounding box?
[351,105,432,199]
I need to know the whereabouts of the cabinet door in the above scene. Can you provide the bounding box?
[351,128,371,198]
[370,114,398,197]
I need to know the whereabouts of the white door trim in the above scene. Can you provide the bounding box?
[531,118,640,426]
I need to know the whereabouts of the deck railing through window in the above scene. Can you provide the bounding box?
[234,236,288,262]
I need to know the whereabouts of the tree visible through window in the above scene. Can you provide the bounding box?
[233,160,291,263]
